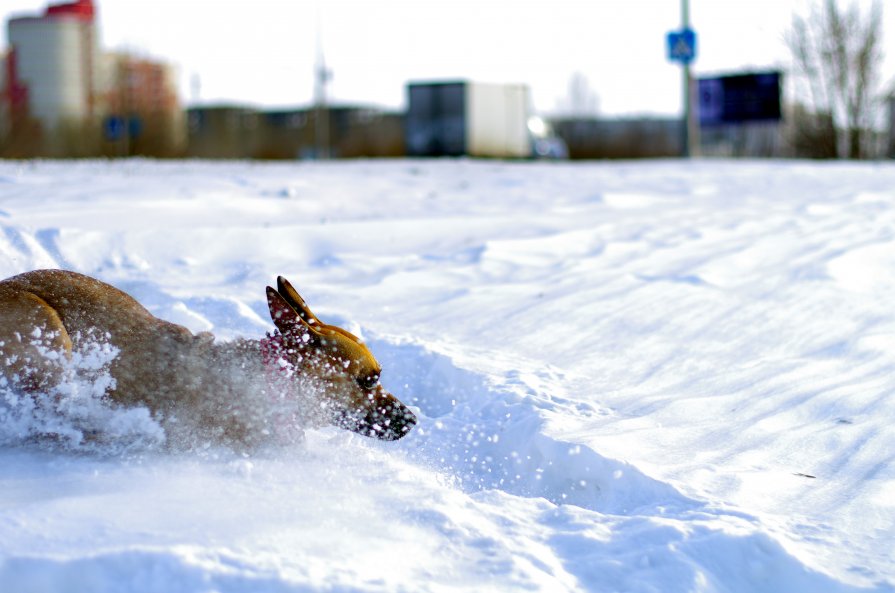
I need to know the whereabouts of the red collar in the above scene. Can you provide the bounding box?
[260,332,291,374]
[260,332,304,441]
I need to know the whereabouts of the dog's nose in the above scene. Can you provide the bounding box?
[334,395,418,440]
[371,400,417,441]
[390,404,417,440]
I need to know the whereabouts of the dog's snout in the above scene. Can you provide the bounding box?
[335,391,417,441]
[370,399,417,441]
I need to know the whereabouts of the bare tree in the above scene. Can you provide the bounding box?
[786,0,884,158]
[556,72,600,117]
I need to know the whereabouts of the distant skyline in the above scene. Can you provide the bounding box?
[1,0,892,116]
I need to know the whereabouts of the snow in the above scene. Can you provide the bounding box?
[1,158,894,592]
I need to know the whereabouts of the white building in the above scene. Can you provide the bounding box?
[4,0,100,131]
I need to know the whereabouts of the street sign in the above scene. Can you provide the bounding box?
[103,116,143,141]
[667,28,697,64]
[104,116,125,141]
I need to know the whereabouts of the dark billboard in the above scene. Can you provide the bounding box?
[406,82,467,157]
[698,72,782,126]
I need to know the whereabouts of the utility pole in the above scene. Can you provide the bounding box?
[314,58,331,159]
[681,0,700,157]
[313,12,331,160]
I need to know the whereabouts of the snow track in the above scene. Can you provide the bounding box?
[0,334,874,592]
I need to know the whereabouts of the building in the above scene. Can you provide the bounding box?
[2,0,99,155]
[187,105,261,159]
[1,0,184,157]
[406,81,531,158]
[271,106,403,159]
[549,117,683,159]
[186,104,404,160]
[101,52,186,156]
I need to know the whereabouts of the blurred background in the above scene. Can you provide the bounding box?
[0,0,892,159]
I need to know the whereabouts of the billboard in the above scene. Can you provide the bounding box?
[698,72,782,126]
[406,82,467,157]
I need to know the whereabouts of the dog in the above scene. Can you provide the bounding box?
[0,269,416,445]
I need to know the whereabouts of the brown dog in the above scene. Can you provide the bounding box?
[0,269,416,445]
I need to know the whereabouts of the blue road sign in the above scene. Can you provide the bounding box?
[104,116,125,141]
[103,116,143,141]
[667,28,697,64]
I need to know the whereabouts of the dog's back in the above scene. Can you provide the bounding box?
[0,269,201,406]
[1,268,190,338]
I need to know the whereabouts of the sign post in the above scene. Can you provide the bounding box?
[666,0,698,157]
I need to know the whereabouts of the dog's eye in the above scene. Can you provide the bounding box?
[357,374,379,390]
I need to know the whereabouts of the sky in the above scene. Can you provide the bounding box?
[0,0,893,116]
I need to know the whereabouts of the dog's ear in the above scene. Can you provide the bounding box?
[277,276,322,327]
[266,286,320,343]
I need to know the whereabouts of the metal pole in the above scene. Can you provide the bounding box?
[314,60,330,160]
[314,5,330,160]
[682,0,699,157]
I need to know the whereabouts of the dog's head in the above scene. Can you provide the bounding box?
[265,277,416,441]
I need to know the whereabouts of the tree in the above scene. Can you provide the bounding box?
[786,0,884,159]
[556,72,600,117]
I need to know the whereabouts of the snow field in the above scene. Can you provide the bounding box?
[0,159,893,592]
